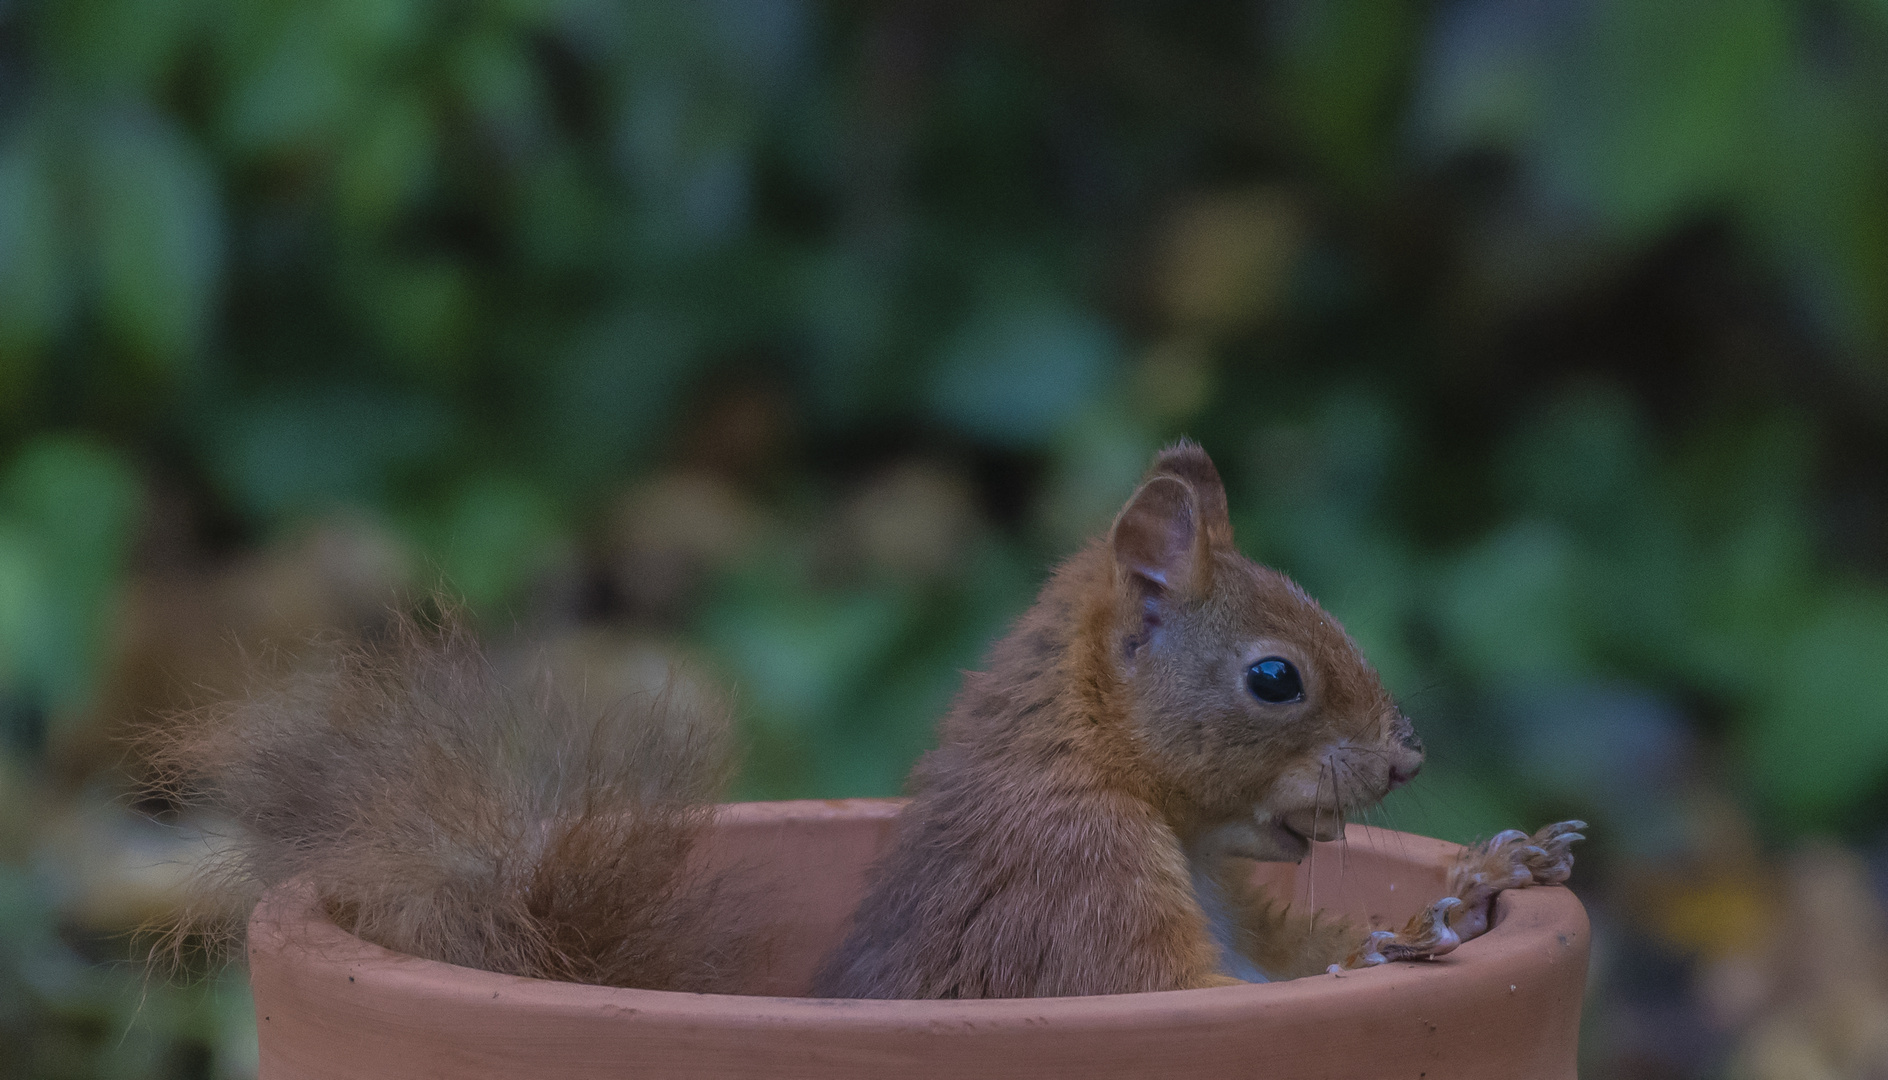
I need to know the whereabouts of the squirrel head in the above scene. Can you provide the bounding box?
[1105,441,1423,860]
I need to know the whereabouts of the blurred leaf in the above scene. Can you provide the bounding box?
[1840,0,1888,22]
[697,0,813,92]
[1740,590,1888,828]
[209,387,451,520]
[0,438,139,736]
[0,125,71,396]
[1548,0,1792,231]
[930,303,1119,447]
[1503,386,1700,669]
[83,108,224,372]
[1032,401,1161,551]
[2,440,139,609]
[1437,520,1585,683]
[1739,70,1888,356]
[0,860,257,1077]
[794,250,899,424]
[0,530,47,708]
[1235,396,1427,694]
[513,152,613,272]
[218,14,352,153]
[333,91,436,230]
[345,255,472,371]
[325,0,429,55]
[828,656,958,797]
[38,0,198,94]
[1308,548,1423,702]
[453,28,549,150]
[422,475,565,614]
[540,308,697,487]
[1411,0,1569,150]
[1272,0,1422,187]
[1503,383,1652,529]
[451,32,543,151]
[611,13,765,252]
[218,0,420,155]
[834,540,1039,796]
[699,573,914,734]
[1677,414,1820,691]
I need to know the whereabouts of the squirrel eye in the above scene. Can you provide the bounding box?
[1246,658,1303,704]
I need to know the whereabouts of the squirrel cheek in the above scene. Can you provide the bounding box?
[1261,766,1325,814]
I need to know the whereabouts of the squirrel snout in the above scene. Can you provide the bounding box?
[1388,759,1422,790]
[1388,721,1424,790]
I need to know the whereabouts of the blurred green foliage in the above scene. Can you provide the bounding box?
[0,860,254,1080]
[4,0,1888,1075]
[0,438,138,753]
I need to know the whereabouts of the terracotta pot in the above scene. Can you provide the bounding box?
[247,798,1588,1079]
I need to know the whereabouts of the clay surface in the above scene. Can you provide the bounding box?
[247,799,1589,1079]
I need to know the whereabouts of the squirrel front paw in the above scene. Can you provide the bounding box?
[1445,820,1586,941]
[1516,820,1583,885]
[1331,896,1463,972]
[1326,821,1584,976]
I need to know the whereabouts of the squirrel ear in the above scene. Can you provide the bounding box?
[1147,439,1232,549]
[1110,475,1204,597]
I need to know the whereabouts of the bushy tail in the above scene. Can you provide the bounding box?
[143,612,761,992]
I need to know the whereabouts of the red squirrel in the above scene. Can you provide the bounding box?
[153,441,1579,996]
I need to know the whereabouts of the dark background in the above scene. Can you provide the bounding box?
[3,0,1886,1076]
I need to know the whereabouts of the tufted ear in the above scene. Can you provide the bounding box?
[1110,475,1206,599]
[1146,439,1231,549]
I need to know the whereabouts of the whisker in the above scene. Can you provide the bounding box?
[1369,796,1417,873]
[1303,759,1328,912]
[1335,757,1351,883]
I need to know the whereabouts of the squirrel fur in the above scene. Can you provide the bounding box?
[151,441,1579,997]
[146,615,763,992]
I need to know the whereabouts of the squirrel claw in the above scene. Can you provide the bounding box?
[1339,897,1462,969]
[1334,822,1585,972]
[1343,930,1399,968]
[1442,821,1586,940]
[1519,821,1584,885]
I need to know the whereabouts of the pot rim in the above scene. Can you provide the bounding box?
[248,798,1589,1031]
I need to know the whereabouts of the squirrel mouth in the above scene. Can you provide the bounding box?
[1277,807,1347,845]
[1221,808,1350,863]
[1258,819,1313,861]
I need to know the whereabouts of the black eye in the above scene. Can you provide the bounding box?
[1246,658,1303,703]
